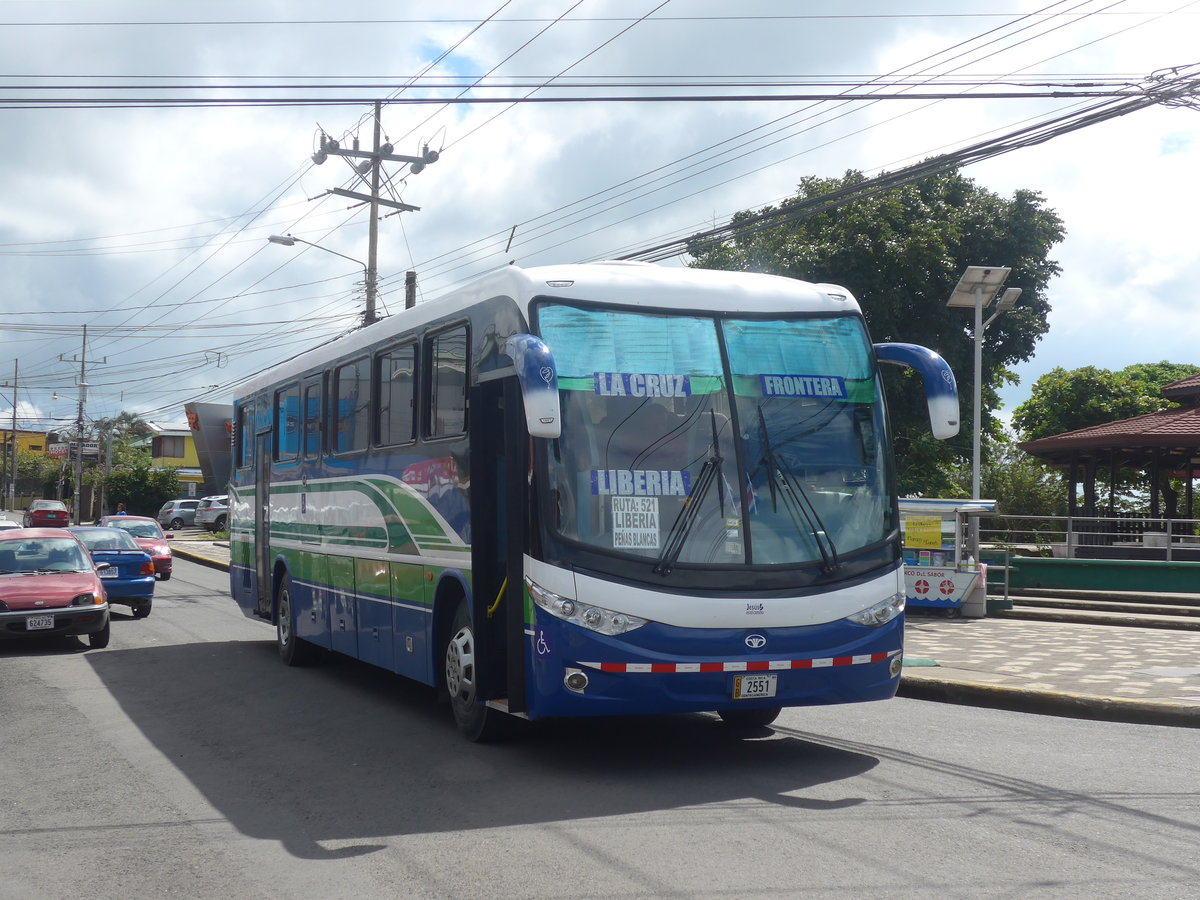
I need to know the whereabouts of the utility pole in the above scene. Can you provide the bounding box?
[1,360,16,511]
[60,325,105,525]
[366,100,381,326]
[310,102,438,326]
[9,360,16,512]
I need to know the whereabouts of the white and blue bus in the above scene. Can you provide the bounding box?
[229,261,958,740]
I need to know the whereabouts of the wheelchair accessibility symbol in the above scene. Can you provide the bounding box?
[536,630,550,656]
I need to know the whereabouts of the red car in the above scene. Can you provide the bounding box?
[0,529,110,648]
[22,499,70,528]
[98,516,173,581]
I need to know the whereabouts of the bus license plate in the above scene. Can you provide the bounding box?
[733,673,777,700]
[26,614,55,631]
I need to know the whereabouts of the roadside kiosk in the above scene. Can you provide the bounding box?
[899,498,996,617]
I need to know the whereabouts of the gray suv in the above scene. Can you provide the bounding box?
[194,495,229,532]
[157,498,201,530]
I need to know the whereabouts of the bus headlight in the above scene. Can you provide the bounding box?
[528,580,648,636]
[847,592,905,627]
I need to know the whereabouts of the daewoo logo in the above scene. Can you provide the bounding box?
[745,633,767,649]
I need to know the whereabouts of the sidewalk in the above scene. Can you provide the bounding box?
[170,538,1200,728]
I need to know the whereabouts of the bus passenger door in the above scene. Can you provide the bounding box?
[470,375,528,712]
[255,432,272,618]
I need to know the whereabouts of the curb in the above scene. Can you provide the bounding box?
[993,608,1200,631]
[170,544,230,573]
[899,673,1200,728]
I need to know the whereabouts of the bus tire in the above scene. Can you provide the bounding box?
[277,573,320,667]
[444,598,505,742]
[717,706,782,729]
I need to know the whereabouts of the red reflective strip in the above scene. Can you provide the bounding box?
[581,651,897,675]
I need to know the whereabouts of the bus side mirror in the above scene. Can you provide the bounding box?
[874,342,959,440]
[503,334,561,439]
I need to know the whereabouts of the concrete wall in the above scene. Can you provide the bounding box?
[1008,556,1200,594]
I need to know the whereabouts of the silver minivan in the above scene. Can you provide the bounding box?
[157,498,201,530]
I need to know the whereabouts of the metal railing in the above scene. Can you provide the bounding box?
[977,513,1200,562]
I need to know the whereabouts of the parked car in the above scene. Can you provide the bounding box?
[0,518,21,530]
[194,495,229,533]
[157,498,201,531]
[0,529,110,648]
[22,499,70,528]
[98,516,173,581]
[69,526,156,618]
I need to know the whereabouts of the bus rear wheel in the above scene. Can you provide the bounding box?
[718,706,782,729]
[444,599,505,742]
[277,573,320,666]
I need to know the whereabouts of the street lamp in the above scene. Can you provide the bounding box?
[947,267,1022,500]
[267,234,378,327]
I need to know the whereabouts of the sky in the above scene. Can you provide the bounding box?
[1,0,1198,438]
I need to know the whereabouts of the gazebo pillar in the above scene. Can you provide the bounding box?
[1150,453,1160,521]
[1082,458,1097,517]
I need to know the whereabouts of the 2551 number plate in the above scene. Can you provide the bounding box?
[732,673,777,700]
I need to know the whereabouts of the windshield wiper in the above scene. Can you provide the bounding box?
[756,406,839,574]
[655,410,726,575]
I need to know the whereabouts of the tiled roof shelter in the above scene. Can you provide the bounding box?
[1020,375,1200,520]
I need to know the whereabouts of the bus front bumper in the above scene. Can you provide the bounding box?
[523,612,904,719]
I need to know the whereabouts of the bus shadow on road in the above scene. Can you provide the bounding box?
[86,639,878,860]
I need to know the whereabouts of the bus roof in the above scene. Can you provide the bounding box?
[239,262,859,398]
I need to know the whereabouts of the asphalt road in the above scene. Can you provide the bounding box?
[2,559,1198,899]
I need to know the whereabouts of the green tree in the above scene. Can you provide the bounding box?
[980,441,1065,518]
[91,445,180,517]
[688,168,1065,496]
[93,410,151,441]
[1012,361,1200,441]
[16,448,61,499]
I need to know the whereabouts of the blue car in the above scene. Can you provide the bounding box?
[69,526,156,619]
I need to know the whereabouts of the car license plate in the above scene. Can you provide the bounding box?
[100,569,118,578]
[26,614,55,631]
[732,673,777,700]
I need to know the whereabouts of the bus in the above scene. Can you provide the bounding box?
[229,261,958,740]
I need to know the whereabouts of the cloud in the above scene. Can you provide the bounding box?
[0,0,1197,429]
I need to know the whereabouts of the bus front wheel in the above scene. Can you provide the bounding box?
[444,599,505,742]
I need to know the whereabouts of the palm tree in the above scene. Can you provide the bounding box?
[92,411,151,441]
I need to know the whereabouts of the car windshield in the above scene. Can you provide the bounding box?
[72,528,141,552]
[32,501,67,511]
[538,304,892,570]
[108,520,164,539]
[0,537,91,573]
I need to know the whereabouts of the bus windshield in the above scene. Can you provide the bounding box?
[538,303,892,570]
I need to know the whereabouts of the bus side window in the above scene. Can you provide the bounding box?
[274,383,301,462]
[375,342,417,446]
[334,357,370,453]
[426,325,468,439]
[234,402,252,469]
[303,377,323,458]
